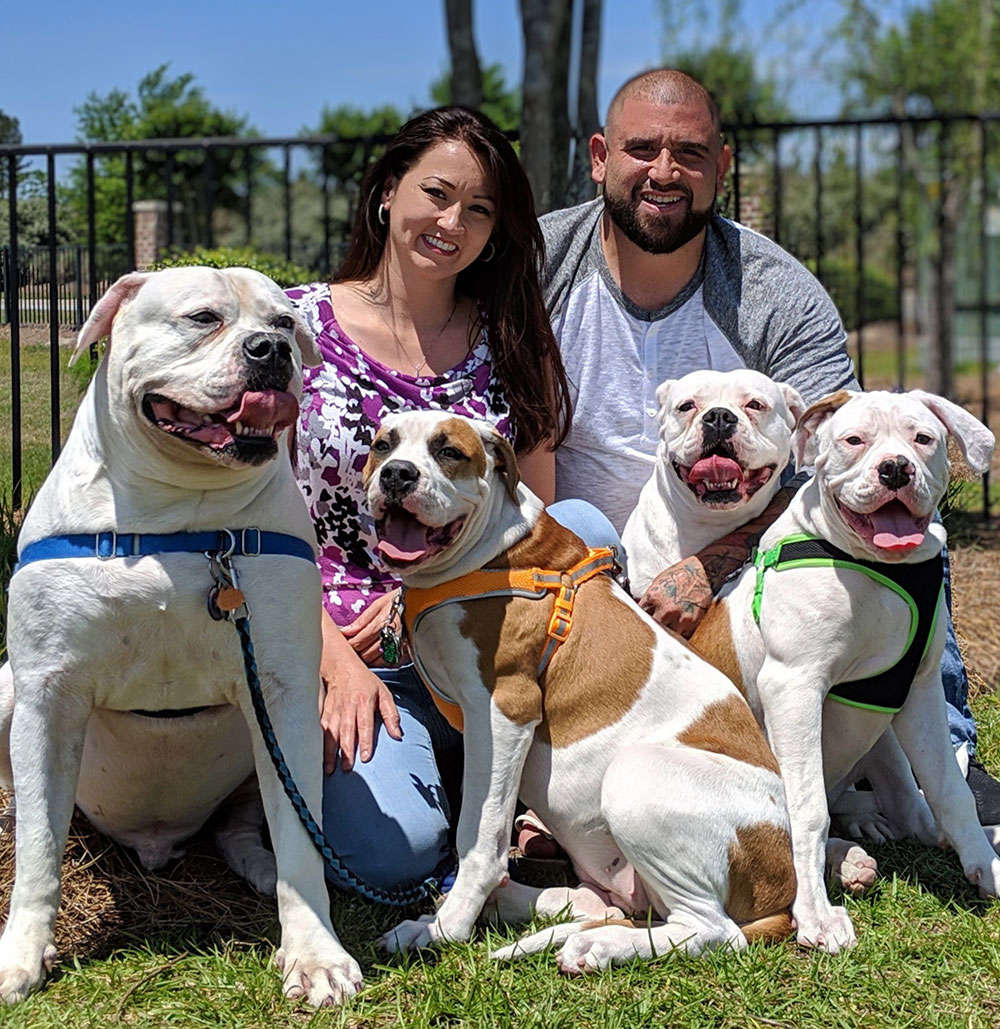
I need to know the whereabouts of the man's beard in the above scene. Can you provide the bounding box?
[604,183,715,255]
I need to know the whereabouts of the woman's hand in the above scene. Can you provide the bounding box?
[341,589,404,666]
[320,608,402,773]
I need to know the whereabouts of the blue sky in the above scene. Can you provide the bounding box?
[1,0,874,145]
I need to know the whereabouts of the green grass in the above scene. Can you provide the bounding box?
[3,688,1000,1028]
[3,792,1000,1029]
[0,337,93,499]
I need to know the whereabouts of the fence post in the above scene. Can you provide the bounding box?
[74,246,84,328]
[1,244,7,325]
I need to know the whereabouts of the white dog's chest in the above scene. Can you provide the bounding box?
[9,554,247,710]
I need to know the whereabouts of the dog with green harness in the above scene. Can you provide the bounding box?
[692,387,997,954]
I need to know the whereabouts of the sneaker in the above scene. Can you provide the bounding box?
[966,758,1000,826]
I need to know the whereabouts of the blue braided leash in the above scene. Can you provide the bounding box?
[232,615,440,907]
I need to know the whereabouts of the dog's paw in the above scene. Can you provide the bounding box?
[0,943,57,1004]
[233,849,277,896]
[964,857,1000,899]
[795,906,857,953]
[826,839,878,896]
[274,944,362,1007]
[555,926,636,975]
[378,914,441,953]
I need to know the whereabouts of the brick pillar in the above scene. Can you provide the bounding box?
[734,170,773,239]
[132,200,182,270]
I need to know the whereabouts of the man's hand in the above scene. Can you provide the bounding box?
[637,478,804,637]
[638,556,713,637]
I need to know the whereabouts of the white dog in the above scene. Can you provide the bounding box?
[363,409,797,974]
[691,388,998,952]
[621,369,886,889]
[0,268,362,1005]
[623,368,804,597]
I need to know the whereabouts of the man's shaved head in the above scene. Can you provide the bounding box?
[606,69,721,140]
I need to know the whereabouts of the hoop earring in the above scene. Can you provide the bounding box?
[377,204,388,226]
[480,240,496,263]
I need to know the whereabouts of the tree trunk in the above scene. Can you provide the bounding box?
[566,0,602,207]
[444,0,483,109]
[519,0,572,213]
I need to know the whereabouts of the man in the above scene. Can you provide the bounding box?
[539,68,1000,824]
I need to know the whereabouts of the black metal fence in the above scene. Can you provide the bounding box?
[1,116,997,514]
[1,243,129,327]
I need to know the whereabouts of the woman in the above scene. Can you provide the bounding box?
[287,106,580,895]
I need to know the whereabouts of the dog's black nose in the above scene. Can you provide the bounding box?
[701,406,738,441]
[877,455,912,491]
[380,460,420,499]
[242,333,292,384]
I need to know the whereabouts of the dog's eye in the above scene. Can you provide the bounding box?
[746,399,766,411]
[914,433,934,446]
[676,401,696,413]
[187,310,221,325]
[845,435,865,446]
[275,315,294,330]
[439,446,468,461]
[372,438,392,454]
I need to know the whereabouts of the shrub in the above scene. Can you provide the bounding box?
[152,245,319,288]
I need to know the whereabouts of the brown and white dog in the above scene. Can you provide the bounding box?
[363,409,796,974]
[691,388,998,952]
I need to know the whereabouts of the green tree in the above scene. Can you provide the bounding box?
[657,0,792,128]
[429,62,521,133]
[0,109,25,197]
[63,65,255,246]
[837,0,1000,395]
[312,103,405,192]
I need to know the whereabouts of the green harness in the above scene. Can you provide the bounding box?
[752,534,945,714]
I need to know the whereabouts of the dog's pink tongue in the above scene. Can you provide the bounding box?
[870,501,926,551]
[688,455,743,482]
[376,514,429,562]
[227,390,299,430]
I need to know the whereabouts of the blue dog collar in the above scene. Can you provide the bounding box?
[14,527,316,572]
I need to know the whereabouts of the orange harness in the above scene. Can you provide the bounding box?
[402,547,617,732]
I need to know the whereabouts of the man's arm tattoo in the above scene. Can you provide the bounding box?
[646,557,713,616]
[696,480,803,593]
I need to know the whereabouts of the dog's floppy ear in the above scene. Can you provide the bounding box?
[71,271,153,366]
[777,382,807,431]
[480,423,520,500]
[793,389,854,469]
[655,379,678,412]
[292,314,322,368]
[910,390,996,475]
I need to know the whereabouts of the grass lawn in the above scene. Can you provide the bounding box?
[1,692,1000,1029]
[0,337,92,499]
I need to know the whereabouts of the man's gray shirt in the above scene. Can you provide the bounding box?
[541,199,858,530]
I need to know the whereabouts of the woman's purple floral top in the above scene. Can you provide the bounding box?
[286,282,513,626]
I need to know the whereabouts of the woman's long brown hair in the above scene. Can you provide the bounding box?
[335,106,571,452]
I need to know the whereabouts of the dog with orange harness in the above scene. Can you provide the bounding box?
[363,408,796,974]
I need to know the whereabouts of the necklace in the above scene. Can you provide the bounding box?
[365,284,459,377]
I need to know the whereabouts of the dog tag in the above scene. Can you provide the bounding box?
[207,585,245,620]
[379,624,401,665]
[215,586,245,612]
